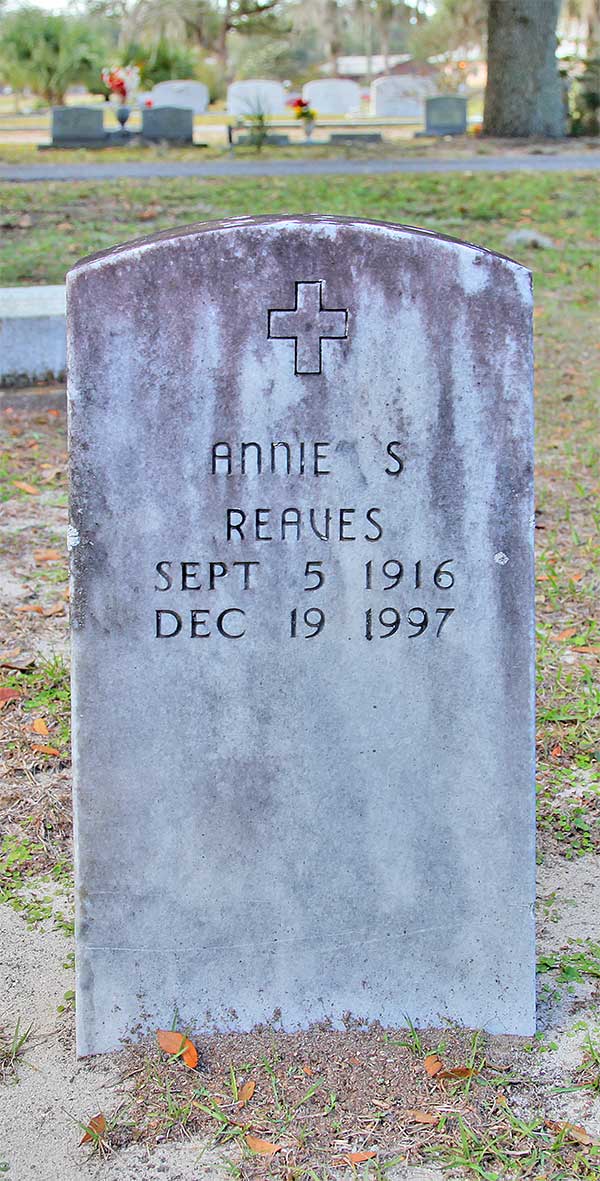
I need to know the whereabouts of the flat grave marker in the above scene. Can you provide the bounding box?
[68,215,536,1055]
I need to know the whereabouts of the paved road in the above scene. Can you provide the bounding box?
[0,153,598,182]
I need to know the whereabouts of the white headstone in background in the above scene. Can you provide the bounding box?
[370,74,436,118]
[151,80,209,114]
[227,79,287,116]
[302,79,361,115]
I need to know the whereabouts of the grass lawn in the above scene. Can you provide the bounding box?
[0,170,598,289]
[0,169,599,1177]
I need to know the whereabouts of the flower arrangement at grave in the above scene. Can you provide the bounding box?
[101,65,140,108]
[289,97,317,139]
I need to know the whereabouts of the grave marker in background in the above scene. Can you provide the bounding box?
[370,74,436,118]
[227,79,287,116]
[151,79,209,114]
[52,107,106,146]
[141,106,194,143]
[302,79,361,115]
[68,215,535,1055]
[423,95,468,135]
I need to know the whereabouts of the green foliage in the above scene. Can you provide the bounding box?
[538,940,600,984]
[242,109,271,150]
[230,30,320,83]
[120,36,197,87]
[569,56,600,135]
[410,0,486,61]
[0,7,108,104]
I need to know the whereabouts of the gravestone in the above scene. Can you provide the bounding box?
[52,106,106,146]
[423,95,468,135]
[370,74,436,119]
[141,106,193,143]
[151,79,209,114]
[227,79,287,116]
[68,215,536,1056]
[302,79,361,115]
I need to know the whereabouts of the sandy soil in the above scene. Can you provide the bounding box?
[1,854,598,1180]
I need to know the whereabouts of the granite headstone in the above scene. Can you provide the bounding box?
[68,215,536,1055]
[424,95,468,135]
[141,106,194,143]
[52,106,106,145]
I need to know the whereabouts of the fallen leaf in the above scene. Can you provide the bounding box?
[573,645,600,655]
[335,1151,377,1165]
[0,687,21,707]
[406,1109,438,1125]
[138,205,162,221]
[31,744,61,756]
[15,605,44,614]
[424,1053,444,1077]
[41,466,64,483]
[551,744,563,758]
[43,602,67,617]
[238,1079,256,1105]
[34,549,62,562]
[553,627,577,641]
[31,718,49,736]
[12,481,39,495]
[302,1064,313,1075]
[570,572,583,582]
[79,1113,106,1145]
[181,1040,198,1068]
[438,1066,476,1080]
[0,650,35,670]
[47,409,61,417]
[156,1028,198,1068]
[546,1119,596,1145]
[245,1135,281,1156]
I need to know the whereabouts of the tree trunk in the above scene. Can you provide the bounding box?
[484,0,565,137]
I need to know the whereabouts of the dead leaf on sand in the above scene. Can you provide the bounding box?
[245,1134,282,1155]
[79,1113,106,1145]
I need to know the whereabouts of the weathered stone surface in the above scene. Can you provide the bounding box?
[424,96,468,135]
[52,106,106,145]
[141,106,193,143]
[68,215,536,1056]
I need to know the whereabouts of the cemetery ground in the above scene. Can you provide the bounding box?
[0,171,599,1180]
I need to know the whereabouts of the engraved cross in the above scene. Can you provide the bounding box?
[268,281,348,375]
